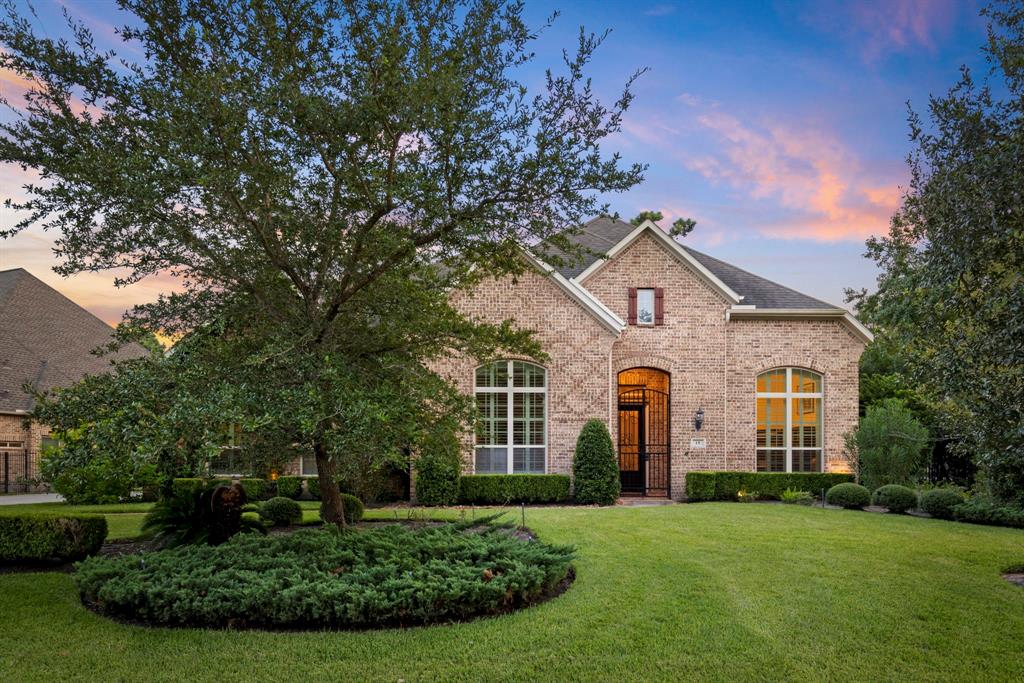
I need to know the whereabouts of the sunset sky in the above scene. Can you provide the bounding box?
[0,0,991,325]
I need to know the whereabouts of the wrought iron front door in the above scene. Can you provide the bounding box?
[618,387,671,497]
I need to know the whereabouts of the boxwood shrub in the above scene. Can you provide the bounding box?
[274,476,303,500]
[459,474,571,505]
[259,497,303,526]
[75,524,575,629]
[919,488,965,520]
[0,514,107,563]
[571,419,620,505]
[685,471,853,501]
[826,482,871,509]
[872,484,918,513]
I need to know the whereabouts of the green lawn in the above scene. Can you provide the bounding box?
[2,504,1023,682]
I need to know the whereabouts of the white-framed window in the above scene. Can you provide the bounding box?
[301,453,318,476]
[474,360,547,474]
[756,368,823,472]
[636,288,655,325]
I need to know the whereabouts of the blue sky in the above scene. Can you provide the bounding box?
[0,0,991,322]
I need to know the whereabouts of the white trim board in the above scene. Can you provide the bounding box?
[570,220,743,305]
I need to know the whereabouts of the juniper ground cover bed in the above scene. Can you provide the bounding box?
[74,522,574,630]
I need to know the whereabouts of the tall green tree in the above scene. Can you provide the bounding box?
[852,1,1024,505]
[0,0,645,523]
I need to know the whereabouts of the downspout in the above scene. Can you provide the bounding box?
[723,309,729,469]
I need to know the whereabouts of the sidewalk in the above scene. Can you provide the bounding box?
[0,493,64,505]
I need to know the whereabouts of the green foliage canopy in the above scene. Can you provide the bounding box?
[0,0,645,522]
[849,2,1024,505]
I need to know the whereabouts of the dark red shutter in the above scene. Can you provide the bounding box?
[654,288,664,325]
[627,288,637,325]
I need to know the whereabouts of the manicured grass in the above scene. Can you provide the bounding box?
[1,504,1023,681]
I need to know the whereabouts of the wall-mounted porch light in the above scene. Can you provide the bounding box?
[694,407,705,431]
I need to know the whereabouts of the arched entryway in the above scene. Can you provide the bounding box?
[617,368,671,497]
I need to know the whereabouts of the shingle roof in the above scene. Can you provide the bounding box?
[0,269,148,413]
[550,216,837,310]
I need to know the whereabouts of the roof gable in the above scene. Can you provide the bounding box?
[573,220,743,304]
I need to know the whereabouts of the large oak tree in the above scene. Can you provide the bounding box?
[0,0,644,522]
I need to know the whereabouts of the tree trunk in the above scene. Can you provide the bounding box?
[314,440,347,527]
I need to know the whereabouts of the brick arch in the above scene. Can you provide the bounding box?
[755,355,824,375]
[613,354,675,375]
[474,356,550,371]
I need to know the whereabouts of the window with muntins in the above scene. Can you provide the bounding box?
[474,360,546,474]
[756,368,822,472]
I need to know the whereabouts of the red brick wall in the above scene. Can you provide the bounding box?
[437,233,865,500]
[430,266,618,478]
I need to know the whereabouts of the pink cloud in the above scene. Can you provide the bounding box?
[685,110,904,241]
[796,0,962,63]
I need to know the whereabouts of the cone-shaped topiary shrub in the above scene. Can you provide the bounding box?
[572,419,620,505]
[920,488,965,520]
[826,482,871,509]
[872,484,918,513]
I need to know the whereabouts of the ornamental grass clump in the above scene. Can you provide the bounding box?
[75,523,575,630]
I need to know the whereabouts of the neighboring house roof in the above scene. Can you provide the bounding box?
[0,269,149,414]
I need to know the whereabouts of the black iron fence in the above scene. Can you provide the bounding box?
[1,447,41,494]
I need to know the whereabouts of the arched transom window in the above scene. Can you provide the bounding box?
[474,360,547,474]
[756,368,822,472]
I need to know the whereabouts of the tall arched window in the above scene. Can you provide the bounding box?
[756,368,822,472]
[475,360,547,474]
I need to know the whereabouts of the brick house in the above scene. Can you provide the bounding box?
[0,268,148,492]
[432,217,871,500]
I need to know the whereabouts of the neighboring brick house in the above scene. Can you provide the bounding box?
[433,217,871,500]
[0,268,148,492]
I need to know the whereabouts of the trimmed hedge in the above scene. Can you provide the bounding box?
[920,488,965,520]
[239,478,268,501]
[953,499,1024,528]
[0,514,107,563]
[275,476,303,500]
[459,474,571,505]
[826,483,871,509]
[872,485,918,513]
[685,472,854,501]
[259,497,302,526]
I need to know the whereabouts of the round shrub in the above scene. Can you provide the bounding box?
[872,484,918,513]
[572,419,620,505]
[826,482,871,509]
[74,524,575,629]
[920,488,966,520]
[259,497,302,527]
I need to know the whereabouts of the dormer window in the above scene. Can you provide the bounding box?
[627,287,664,326]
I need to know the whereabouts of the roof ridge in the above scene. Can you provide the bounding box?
[680,245,839,310]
